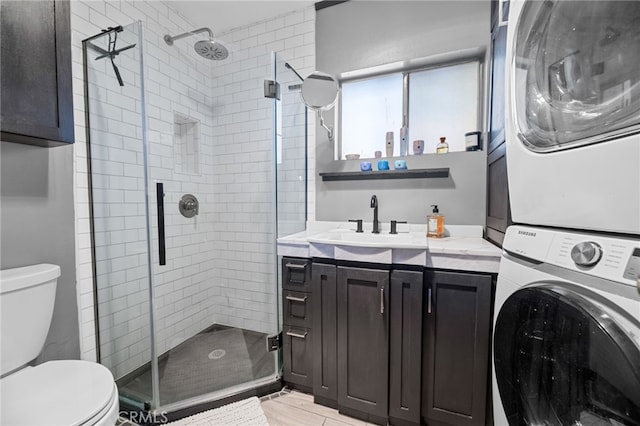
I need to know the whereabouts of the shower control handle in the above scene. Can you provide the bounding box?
[179,194,199,218]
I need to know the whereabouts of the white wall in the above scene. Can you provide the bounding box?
[315,1,491,226]
[71,0,314,379]
[1,142,79,363]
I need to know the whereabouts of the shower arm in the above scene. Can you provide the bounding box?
[164,27,213,45]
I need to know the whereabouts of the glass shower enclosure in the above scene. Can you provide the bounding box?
[82,21,307,414]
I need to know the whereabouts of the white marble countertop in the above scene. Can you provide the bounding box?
[277,221,502,273]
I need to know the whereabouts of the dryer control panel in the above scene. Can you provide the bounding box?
[624,248,640,285]
[505,226,640,288]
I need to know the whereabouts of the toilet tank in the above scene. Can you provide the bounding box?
[0,264,60,375]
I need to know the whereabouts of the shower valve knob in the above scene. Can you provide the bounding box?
[179,194,199,218]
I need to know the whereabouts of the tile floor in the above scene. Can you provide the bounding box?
[260,389,376,426]
[117,388,374,425]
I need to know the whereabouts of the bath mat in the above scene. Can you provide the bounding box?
[167,396,269,425]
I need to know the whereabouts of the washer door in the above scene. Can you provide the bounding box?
[494,284,640,425]
[513,0,640,152]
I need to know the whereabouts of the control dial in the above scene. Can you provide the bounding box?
[570,241,603,267]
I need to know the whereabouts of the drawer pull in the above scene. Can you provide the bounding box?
[286,330,308,339]
[285,262,307,284]
[285,263,307,270]
[428,288,432,314]
[380,288,385,314]
[286,295,307,303]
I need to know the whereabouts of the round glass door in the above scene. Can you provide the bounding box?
[513,1,640,151]
[494,284,640,425]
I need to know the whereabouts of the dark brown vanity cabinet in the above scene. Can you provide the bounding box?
[389,269,423,426]
[1,0,74,146]
[311,262,338,407]
[281,259,493,426]
[422,270,493,426]
[282,258,313,389]
[337,265,390,424]
[334,266,423,426]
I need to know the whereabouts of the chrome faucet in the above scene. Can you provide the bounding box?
[370,195,380,234]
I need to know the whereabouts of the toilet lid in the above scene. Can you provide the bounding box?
[1,360,116,426]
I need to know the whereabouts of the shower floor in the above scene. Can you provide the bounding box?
[117,325,274,406]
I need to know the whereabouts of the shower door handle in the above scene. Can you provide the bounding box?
[156,182,166,265]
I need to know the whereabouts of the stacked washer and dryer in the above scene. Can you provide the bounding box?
[493,1,640,425]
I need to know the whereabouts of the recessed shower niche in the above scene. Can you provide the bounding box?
[173,112,200,175]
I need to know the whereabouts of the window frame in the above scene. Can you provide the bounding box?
[335,50,486,160]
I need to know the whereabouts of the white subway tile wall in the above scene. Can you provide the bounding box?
[71,0,315,380]
[83,24,152,378]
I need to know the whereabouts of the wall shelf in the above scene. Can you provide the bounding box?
[319,168,449,182]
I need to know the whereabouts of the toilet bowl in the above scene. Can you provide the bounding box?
[0,264,119,426]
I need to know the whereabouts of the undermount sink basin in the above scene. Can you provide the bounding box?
[307,228,428,264]
[307,229,426,248]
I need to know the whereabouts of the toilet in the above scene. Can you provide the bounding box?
[0,264,119,426]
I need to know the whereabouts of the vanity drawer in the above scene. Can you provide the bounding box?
[283,290,312,328]
[282,257,312,292]
[283,326,313,389]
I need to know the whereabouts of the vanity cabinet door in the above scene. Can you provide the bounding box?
[312,263,338,407]
[283,326,313,388]
[337,266,389,425]
[389,269,423,425]
[422,270,493,426]
[1,0,74,146]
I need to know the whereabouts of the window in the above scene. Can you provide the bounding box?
[340,60,482,159]
[341,74,403,158]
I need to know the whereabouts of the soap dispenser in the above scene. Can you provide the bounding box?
[427,204,445,238]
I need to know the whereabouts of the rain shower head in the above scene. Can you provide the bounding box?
[164,27,228,60]
[194,39,228,60]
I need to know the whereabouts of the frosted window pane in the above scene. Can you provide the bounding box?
[341,74,403,158]
[409,62,479,153]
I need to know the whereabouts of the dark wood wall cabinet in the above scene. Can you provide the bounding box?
[281,257,495,426]
[486,12,512,247]
[1,0,74,147]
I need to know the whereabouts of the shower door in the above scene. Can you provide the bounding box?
[274,51,308,238]
[145,49,308,411]
[83,21,157,410]
[85,21,307,413]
